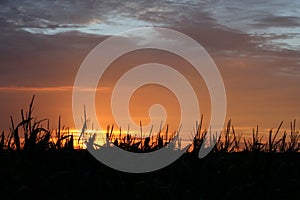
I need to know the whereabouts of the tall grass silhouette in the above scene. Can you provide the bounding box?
[1,95,74,152]
[1,95,299,154]
[0,95,299,200]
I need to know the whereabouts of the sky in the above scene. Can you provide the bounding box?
[0,0,300,136]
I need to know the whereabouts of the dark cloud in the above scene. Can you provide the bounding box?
[253,16,300,28]
[0,30,107,87]
[0,0,213,34]
[0,0,103,25]
[0,0,299,86]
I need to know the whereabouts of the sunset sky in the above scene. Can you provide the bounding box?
[0,0,300,136]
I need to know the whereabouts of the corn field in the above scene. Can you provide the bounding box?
[1,95,299,155]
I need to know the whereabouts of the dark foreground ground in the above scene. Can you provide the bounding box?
[0,150,299,200]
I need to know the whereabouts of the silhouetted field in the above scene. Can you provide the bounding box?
[1,150,300,200]
[1,95,299,200]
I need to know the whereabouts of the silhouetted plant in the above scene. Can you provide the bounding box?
[1,95,300,154]
[189,115,207,154]
[267,121,283,152]
[287,119,300,152]
[214,119,241,153]
[243,125,265,152]
[0,131,4,151]
[2,95,75,151]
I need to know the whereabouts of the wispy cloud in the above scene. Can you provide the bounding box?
[2,0,299,51]
[0,86,111,92]
[202,0,300,51]
[0,86,73,92]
